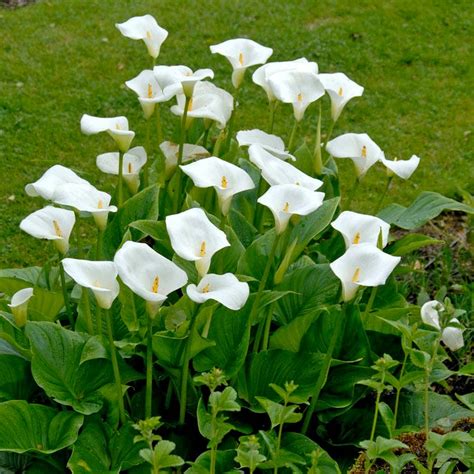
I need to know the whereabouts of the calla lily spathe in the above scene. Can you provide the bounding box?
[382,155,420,180]
[25,165,90,200]
[80,114,135,153]
[318,72,364,122]
[116,14,168,59]
[257,184,325,235]
[53,183,117,231]
[114,241,188,316]
[62,258,119,310]
[180,157,255,215]
[248,144,322,190]
[326,133,384,177]
[154,65,214,97]
[331,211,390,249]
[20,205,75,254]
[268,70,325,122]
[210,38,273,88]
[160,141,210,176]
[166,208,230,277]
[253,58,318,102]
[96,146,147,194]
[187,273,249,310]
[236,129,295,161]
[420,300,464,351]
[329,243,401,302]
[8,287,34,327]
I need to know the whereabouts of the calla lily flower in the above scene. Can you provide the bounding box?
[252,58,318,102]
[154,65,214,97]
[318,73,364,122]
[331,211,390,249]
[171,81,233,129]
[381,155,420,180]
[160,141,210,177]
[257,184,325,234]
[115,14,168,59]
[326,133,384,177]
[180,157,255,215]
[114,241,188,316]
[166,208,230,277]
[20,205,75,254]
[25,165,90,200]
[268,70,325,122]
[236,129,295,161]
[80,114,135,153]
[187,273,249,310]
[62,259,119,310]
[420,300,464,351]
[249,145,322,190]
[8,288,34,327]
[329,243,401,302]
[125,69,175,118]
[96,146,147,194]
[210,38,273,88]
[53,183,117,231]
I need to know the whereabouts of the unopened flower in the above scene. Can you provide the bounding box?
[154,65,214,97]
[381,155,420,180]
[236,129,295,161]
[8,288,34,327]
[159,141,210,177]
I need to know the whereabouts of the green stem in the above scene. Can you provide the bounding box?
[345,176,360,210]
[58,257,74,327]
[165,377,173,410]
[144,117,152,188]
[393,351,408,431]
[105,308,126,425]
[274,418,285,474]
[210,445,217,474]
[96,228,103,260]
[253,176,268,231]
[324,120,336,150]
[118,151,124,207]
[268,101,276,134]
[261,302,275,352]
[287,119,298,153]
[424,369,430,436]
[145,315,154,419]
[370,372,385,442]
[81,288,93,335]
[224,87,240,152]
[174,96,191,213]
[313,102,322,175]
[363,287,378,320]
[202,126,211,148]
[373,176,393,214]
[96,305,103,336]
[156,103,163,145]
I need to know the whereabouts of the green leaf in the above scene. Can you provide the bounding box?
[0,267,43,294]
[187,449,241,474]
[27,288,65,322]
[0,400,83,454]
[0,355,33,401]
[210,387,241,414]
[270,313,318,352]
[196,398,234,448]
[410,349,430,368]
[256,397,302,429]
[455,392,474,410]
[378,402,395,439]
[143,440,184,470]
[386,233,443,256]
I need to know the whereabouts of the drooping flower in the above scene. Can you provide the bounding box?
[326,133,384,177]
[8,288,34,327]
[210,38,273,88]
[153,65,214,98]
[318,72,364,122]
[331,211,390,249]
[248,144,322,190]
[159,141,210,177]
[236,129,295,161]
[115,14,168,59]
[165,208,230,277]
[381,155,420,180]
[329,243,401,302]
[257,184,325,234]
[268,70,325,121]
[96,146,147,194]
[114,241,188,316]
[25,165,90,200]
[180,156,255,215]
[62,259,120,310]
[53,183,117,231]
[187,273,249,310]
[20,205,75,254]
[80,114,135,153]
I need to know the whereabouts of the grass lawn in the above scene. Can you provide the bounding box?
[0,0,472,267]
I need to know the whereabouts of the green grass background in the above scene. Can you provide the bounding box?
[0,0,473,267]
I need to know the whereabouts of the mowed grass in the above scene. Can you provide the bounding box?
[0,0,473,266]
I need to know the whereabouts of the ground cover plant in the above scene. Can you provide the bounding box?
[0,8,473,474]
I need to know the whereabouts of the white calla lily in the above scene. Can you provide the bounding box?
[160,141,210,176]
[236,129,295,161]
[249,145,322,190]
[114,241,188,316]
[180,157,255,215]
[166,208,230,277]
[62,258,119,310]
[326,133,384,177]
[96,146,147,194]
[115,14,168,59]
[187,273,249,310]
[420,300,443,330]
[253,58,318,102]
[441,324,464,351]
[268,70,325,122]
[80,114,135,153]
[20,205,75,254]
[210,38,273,88]
[25,165,90,200]
[330,243,401,302]
[331,211,390,249]
[53,183,117,231]
[318,72,364,121]
[154,65,214,98]
[381,155,420,180]
[8,288,34,327]
[257,184,325,235]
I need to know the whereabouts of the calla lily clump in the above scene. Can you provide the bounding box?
[1,12,472,474]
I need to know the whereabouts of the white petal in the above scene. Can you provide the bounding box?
[80,114,129,135]
[442,326,464,351]
[96,146,147,176]
[420,300,443,330]
[236,129,295,161]
[53,183,117,215]
[8,288,34,308]
[382,155,420,180]
[159,141,210,174]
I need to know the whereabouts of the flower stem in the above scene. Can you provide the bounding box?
[81,288,93,335]
[96,228,103,260]
[393,351,408,431]
[363,287,378,320]
[96,305,102,336]
[145,315,154,419]
[268,101,276,134]
[313,102,322,175]
[287,119,298,153]
[118,151,124,207]
[174,96,191,213]
[105,308,126,425]
[156,103,163,145]
[373,176,393,214]
[224,87,240,152]
[274,413,285,474]
[345,176,360,210]
[261,302,276,351]
[58,256,74,327]
[324,120,336,149]
[144,117,152,188]
[370,372,385,442]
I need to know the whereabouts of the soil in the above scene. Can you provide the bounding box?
[1,0,35,7]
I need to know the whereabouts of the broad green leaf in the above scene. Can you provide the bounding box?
[293,142,314,175]
[256,397,302,428]
[210,387,241,414]
[270,313,318,352]
[0,355,33,401]
[0,267,43,294]
[140,440,184,471]
[378,402,395,439]
[0,312,31,359]
[28,288,64,322]
[455,392,474,410]
[197,398,234,448]
[386,233,443,256]
[229,208,257,248]
[0,400,83,454]
[186,449,241,474]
